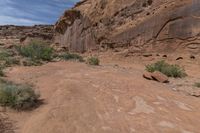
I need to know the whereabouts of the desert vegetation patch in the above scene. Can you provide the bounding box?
[0,79,40,110]
[87,56,100,66]
[17,40,54,62]
[146,60,186,78]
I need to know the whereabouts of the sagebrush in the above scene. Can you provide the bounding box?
[0,79,40,110]
[87,57,100,65]
[146,60,186,78]
[17,40,53,61]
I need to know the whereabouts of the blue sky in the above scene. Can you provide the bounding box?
[0,0,79,25]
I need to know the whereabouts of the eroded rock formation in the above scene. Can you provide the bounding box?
[0,25,53,46]
[54,0,200,54]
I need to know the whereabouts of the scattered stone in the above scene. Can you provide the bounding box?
[151,71,169,83]
[143,72,153,80]
[189,91,200,97]
[143,71,169,83]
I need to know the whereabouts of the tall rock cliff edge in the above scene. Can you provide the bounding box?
[54,0,200,54]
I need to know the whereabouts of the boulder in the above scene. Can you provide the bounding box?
[151,71,169,83]
[143,72,153,80]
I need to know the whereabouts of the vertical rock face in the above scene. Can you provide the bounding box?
[54,0,200,54]
[54,10,95,52]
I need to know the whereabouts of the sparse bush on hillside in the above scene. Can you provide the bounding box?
[87,57,100,66]
[17,40,53,61]
[0,50,20,67]
[58,53,84,62]
[146,60,186,78]
[194,82,200,88]
[0,79,40,110]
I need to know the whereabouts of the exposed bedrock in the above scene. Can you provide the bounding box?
[54,0,200,54]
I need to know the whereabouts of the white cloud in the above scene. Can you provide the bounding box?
[0,15,45,25]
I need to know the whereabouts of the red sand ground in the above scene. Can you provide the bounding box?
[2,54,200,133]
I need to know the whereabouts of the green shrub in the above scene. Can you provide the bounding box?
[87,57,100,65]
[17,40,53,61]
[146,60,186,78]
[194,82,200,88]
[58,53,84,62]
[0,80,40,110]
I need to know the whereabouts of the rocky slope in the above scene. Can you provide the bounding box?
[0,25,53,47]
[54,0,200,54]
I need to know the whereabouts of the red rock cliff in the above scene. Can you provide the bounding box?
[54,0,200,54]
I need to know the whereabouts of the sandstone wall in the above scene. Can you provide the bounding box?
[54,0,200,54]
[111,0,200,54]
